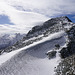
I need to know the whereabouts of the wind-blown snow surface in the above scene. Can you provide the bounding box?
[0,31,66,75]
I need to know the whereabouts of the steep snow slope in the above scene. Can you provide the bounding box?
[0,31,66,75]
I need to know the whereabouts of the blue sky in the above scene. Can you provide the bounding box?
[67,15,75,23]
[0,15,14,25]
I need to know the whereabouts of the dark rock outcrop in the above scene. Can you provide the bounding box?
[60,26,75,58]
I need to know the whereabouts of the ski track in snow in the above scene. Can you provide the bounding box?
[0,31,66,75]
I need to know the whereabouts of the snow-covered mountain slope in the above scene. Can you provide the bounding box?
[3,16,73,52]
[0,31,66,75]
[0,16,74,75]
[0,33,25,50]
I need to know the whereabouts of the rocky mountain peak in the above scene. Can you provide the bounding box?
[26,16,72,38]
[44,16,72,25]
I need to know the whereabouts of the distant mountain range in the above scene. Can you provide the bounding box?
[0,33,25,50]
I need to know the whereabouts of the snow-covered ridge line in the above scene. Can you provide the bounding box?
[0,31,65,65]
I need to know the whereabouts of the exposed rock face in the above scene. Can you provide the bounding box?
[55,55,75,75]
[55,26,75,74]
[60,26,75,58]
[26,16,72,39]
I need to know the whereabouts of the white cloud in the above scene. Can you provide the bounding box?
[4,0,75,16]
[0,0,49,34]
[0,0,75,34]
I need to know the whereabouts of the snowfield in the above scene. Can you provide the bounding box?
[0,31,66,75]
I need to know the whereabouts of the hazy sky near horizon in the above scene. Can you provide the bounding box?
[0,0,75,33]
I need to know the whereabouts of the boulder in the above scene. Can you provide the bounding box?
[46,51,57,59]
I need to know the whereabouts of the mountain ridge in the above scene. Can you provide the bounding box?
[0,16,74,53]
